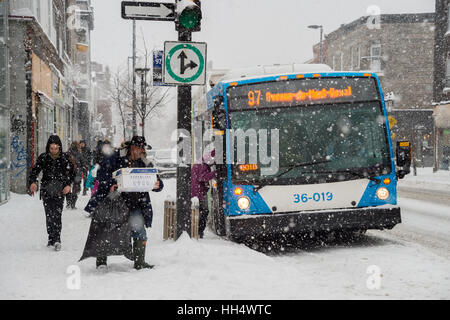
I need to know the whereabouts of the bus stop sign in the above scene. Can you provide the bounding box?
[163,41,207,85]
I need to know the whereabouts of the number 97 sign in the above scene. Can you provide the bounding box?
[163,41,207,86]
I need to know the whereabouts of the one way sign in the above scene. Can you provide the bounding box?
[164,41,207,85]
[121,2,175,21]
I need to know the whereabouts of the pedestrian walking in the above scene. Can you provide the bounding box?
[191,149,216,238]
[28,135,75,251]
[66,141,83,209]
[82,136,163,270]
[79,140,92,195]
[93,139,112,166]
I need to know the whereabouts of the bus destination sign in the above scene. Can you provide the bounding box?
[227,77,380,110]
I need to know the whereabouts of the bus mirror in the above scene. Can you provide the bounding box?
[214,96,224,109]
[396,141,411,179]
[213,109,227,131]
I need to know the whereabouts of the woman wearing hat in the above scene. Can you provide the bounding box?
[83,136,163,270]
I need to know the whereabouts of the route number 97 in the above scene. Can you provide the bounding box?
[248,90,261,107]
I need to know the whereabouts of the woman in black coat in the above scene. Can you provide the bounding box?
[28,135,75,251]
[82,136,163,269]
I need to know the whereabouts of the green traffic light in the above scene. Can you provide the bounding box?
[179,8,201,29]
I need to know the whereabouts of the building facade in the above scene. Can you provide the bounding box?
[92,61,112,140]
[7,0,94,194]
[69,0,94,147]
[319,13,435,166]
[433,0,450,170]
[0,0,10,204]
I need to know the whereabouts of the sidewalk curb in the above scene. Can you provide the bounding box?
[398,186,450,197]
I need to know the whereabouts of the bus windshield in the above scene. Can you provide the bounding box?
[228,100,392,185]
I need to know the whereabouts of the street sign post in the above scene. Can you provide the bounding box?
[121,1,203,240]
[121,1,175,21]
[163,41,206,85]
[152,50,170,86]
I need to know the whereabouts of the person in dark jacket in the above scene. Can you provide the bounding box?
[79,140,92,195]
[191,149,216,238]
[84,136,163,269]
[92,139,112,166]
[66,141,83,209]
[28,135,75,251]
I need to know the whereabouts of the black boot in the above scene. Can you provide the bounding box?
[96,256,107,269]
[133,240,154,270]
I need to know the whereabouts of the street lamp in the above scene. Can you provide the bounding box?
[135,67,151,137]
[308,24,323,64]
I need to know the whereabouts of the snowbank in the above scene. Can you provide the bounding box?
[398,168,450,194]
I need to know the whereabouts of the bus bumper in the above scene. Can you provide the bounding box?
[225,206,401,239]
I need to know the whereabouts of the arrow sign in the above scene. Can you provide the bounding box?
[164,41,207,85]
[121,1,175,21]
[178,51,198,75]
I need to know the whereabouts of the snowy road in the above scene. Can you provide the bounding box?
[0,179,449,300]
[381,190,450,259]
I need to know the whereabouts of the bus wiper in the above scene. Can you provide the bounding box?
[315,169,381,184]
[253,159,331,192]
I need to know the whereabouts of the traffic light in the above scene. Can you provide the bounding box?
[175,0,201,32]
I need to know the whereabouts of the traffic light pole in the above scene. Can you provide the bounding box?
[176,29,192,239]
[120,0,201,239]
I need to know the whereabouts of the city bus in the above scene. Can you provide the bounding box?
[198,66,411,241]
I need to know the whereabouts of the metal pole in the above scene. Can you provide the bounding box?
[132,20,137,136]
[319,26,323,64]
[176,29,192,239]
[140,71,145,136]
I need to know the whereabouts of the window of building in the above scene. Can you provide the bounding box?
[340,52,344,71]
[356,46,361,70]
[350,46,354,71]
[445,52,450,89]
[370,42,381,72]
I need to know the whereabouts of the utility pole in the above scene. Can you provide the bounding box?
[176,29,192,239]
[135,67,150,136]
[173,0,202,239]
[132,19,137,136]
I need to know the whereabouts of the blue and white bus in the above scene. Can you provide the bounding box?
[198,66,411,241]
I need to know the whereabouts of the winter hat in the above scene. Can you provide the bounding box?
[128,136,151,149]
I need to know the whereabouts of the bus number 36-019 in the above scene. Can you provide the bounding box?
[293,192,334,203]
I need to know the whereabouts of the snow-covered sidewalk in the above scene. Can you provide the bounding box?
[397,168,450,195]
[0,178,449,300]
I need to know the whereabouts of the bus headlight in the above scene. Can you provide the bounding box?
[376,187,390,200]
[237,197,251,210]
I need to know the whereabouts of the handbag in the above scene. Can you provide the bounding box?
[92,192,130,224]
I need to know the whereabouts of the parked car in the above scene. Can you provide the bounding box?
[147,148,177,178]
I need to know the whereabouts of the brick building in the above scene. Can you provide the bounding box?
[433,0,450,170]
[314,13,435,166]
